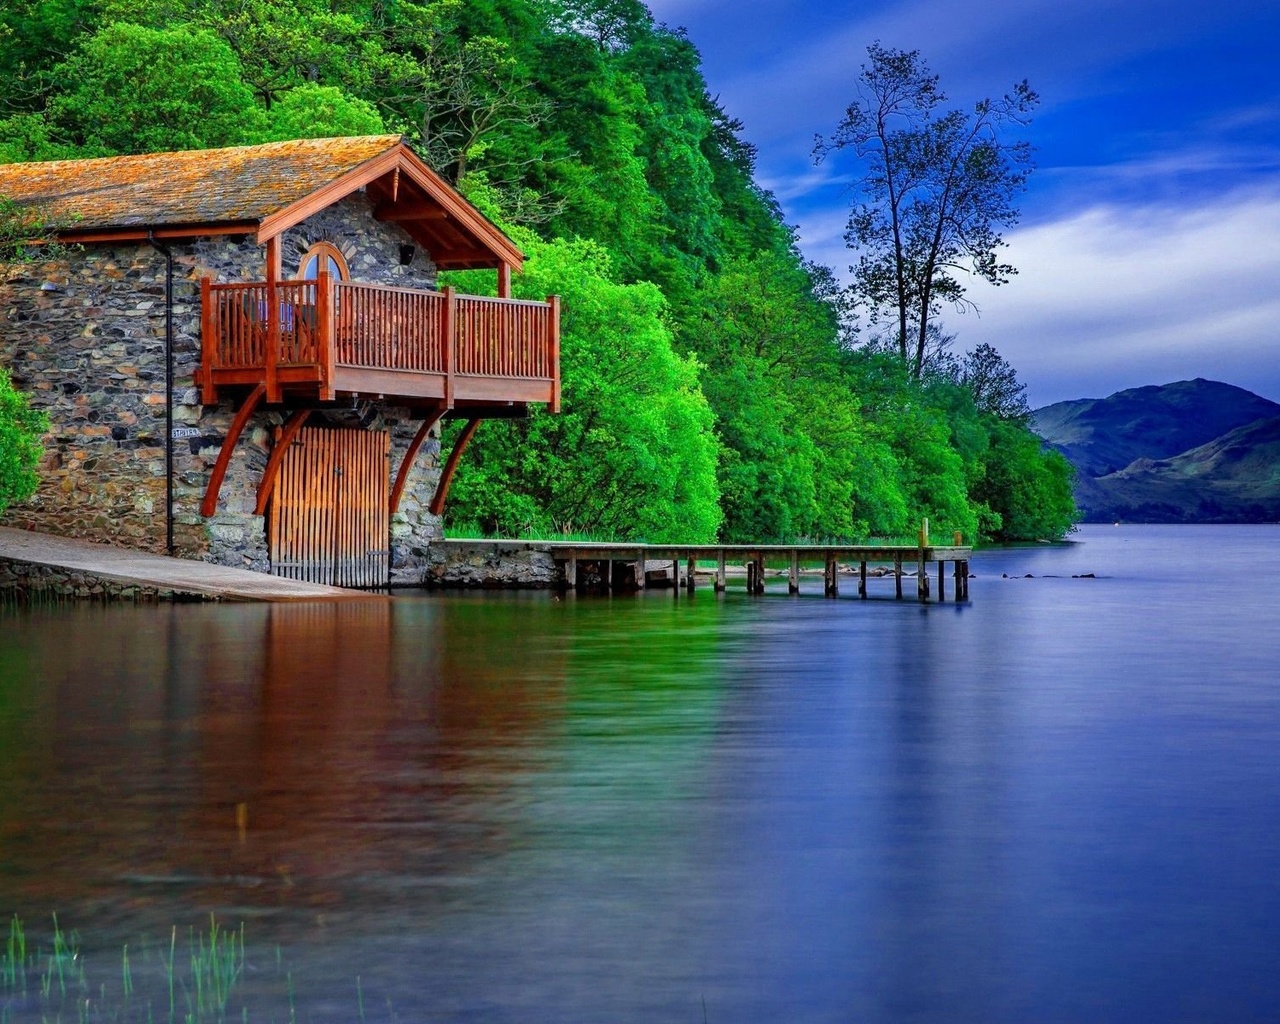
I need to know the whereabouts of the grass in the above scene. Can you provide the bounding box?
[0,914,342,1024]
[443,520,625,543]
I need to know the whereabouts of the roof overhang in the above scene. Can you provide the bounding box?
[255,142,524,271]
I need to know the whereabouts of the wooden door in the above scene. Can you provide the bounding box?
[270,426,390,587]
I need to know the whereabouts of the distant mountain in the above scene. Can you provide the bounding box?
[1032,379,1280,523]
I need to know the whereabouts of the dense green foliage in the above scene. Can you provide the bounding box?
[0,0,1076,542]
[0,366,47,515]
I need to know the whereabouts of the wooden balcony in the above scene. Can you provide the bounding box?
[198,274,560,411]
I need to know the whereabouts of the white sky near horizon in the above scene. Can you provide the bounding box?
[642,0,1280,407]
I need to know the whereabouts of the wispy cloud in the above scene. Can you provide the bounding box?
[953,188,1280,406]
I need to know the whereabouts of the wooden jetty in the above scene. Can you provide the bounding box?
[436,534,973,603]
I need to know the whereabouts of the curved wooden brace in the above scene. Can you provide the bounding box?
[253,409,312,515]
[389,406,447,514]
[428,417,480,516]
[201,383,267,517]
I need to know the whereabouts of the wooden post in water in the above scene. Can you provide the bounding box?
[938,558,946,602]
[635,556,646,590]
[954,559,964,602]
[859,560,868,599]
[917,519,929,603]
[567,556,577,593]
[672,557,680,597]
[789,551,800,594]
[687,557,696,592]
[755,555,766,595]
[746,560,756,595]
[715,552,726,592]
[894,554,903,600]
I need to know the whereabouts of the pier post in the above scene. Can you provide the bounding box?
[635,556,645,590]
[687,557,696,592]
[746,560,756,594]
[825,555,839,597]
[894,555,903,600]
[954,559,963,602]
[567,556,577,593]
[672,558,680,597]
[715,552,726,592]
[789,551,800,594]
[859,560,867,599]
[917,553,927,603]
[755,555,766,595]
[938,559,946,602]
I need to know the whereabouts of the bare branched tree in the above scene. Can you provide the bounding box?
[815,43,1038,379]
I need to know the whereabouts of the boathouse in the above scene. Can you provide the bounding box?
[0,136,560,586]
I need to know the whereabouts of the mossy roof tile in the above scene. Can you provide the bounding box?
[0,136,402,230]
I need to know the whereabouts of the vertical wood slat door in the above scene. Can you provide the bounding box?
[270,426,390,587]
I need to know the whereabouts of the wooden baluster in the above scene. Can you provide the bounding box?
[318,271,335,400]
[549,295,561,412]
[443,286,456,408]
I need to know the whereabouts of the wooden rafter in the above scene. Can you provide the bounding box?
[389,405,447,513]
[200,383,266,517]
[374,201,449,222]
[428,418,481,516]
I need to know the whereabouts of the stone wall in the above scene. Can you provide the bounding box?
[424,541,563,588]
[1,189,447,579]
[0,556,193,602]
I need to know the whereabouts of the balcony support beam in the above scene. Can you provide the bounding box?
[200,383,266,517]
[254,408,312,515]
[428,417,480,517]
[390,405,447,514]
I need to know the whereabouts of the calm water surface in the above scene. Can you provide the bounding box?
[2,524,1279,1022]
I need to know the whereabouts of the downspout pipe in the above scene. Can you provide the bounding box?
[146,231,176,556]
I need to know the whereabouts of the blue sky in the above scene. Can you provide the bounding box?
[644,0,1280,408]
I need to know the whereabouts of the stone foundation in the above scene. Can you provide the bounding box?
[0,556,196,602]
[422,542,563,588]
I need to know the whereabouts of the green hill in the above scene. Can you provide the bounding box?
[1033,379,1280,522]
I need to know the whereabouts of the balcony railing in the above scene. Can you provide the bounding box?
[199,274,560,409]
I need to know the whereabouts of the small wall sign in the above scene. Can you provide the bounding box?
[170,427,202,439]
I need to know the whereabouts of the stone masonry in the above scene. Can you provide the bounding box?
[1,190,447,583]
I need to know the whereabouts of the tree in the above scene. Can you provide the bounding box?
[0,367,47,516]
[815,43,1037,379]
[45,23,264,154]
[959,342,1029,421]
[258,84,385,142]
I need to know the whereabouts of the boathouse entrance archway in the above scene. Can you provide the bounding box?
[269,425,390,587]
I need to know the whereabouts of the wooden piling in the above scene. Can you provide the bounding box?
[938,559,946,602]
[894,554,903,600]
[686,556,696,592]
[859,560,867,599]
[789,550,800,594]
[567,556,577,593]
[715,552,726,592]
[635,557,645,590]
[755,555,766,595]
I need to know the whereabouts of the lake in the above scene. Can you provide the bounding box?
[2,524,1279,1023]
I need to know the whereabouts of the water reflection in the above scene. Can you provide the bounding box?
[2,528,1280,1022]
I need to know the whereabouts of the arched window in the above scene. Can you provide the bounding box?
[297,242,349,282]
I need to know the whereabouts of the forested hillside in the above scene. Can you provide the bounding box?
[0,0,1076,543]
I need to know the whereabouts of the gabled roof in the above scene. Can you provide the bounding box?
[0,135,523,270]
